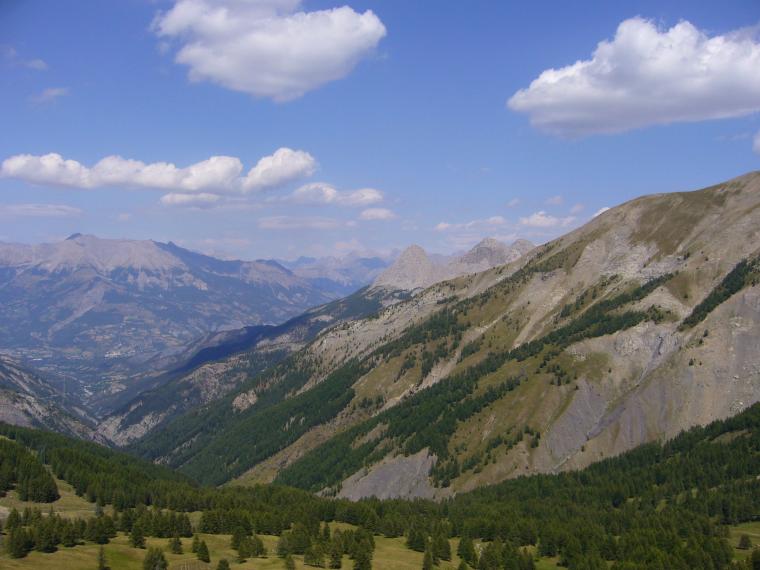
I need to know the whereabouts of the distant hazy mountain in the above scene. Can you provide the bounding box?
[0,234,349,396]
[0,355,103,442]
[278,252,393,294]
[373,237,534,290]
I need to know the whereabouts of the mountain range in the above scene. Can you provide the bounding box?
[373,238,535,291]
[123,172,760,499]
[2,172,760,503]
[0,234,387,403]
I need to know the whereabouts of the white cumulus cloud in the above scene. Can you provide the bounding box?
[508,18,760,136]
[1,148,315,194]
[358,207,396,221]
[519,211,576,228]
[153,0,387,102]
[160,192,221,208]
[288,183,383,207]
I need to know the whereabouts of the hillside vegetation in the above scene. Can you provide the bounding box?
[128,173,760,499]
[5,401,760,567]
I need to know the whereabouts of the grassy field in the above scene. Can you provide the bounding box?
[729,521,760,563]
[0,531,471,569]
[0,475,104,520]
[10,479,751,569]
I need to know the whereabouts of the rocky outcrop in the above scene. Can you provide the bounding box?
[0,356,104,443]
[373,238,534,291]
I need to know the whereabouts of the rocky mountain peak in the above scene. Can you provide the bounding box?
[374,238,533,291]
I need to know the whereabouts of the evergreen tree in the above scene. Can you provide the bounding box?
[197,539,211,563]
[457,535,477,567]
[231,526,246,550]
[353,546,372,570]
[407,526,426,552]
[739,534,753,550]
[6,508,21,531]
[169,534,183,554]
[285,554,296,570]
[7,527,31,558]
[752,548,760,570]
[329,539,343,568]
[251,534,267,557]
[433,532,451,561]
[422,546,434,570]
[97,545,108,570]
[217,560,231,570]
[457,561,469,570]
[61,523,77,547]
[305,543,326,567]
[34,520,57,552]
[191,534,200,553]
[142,546,168,570]
[130,523,146,549]
[278,532,293,556]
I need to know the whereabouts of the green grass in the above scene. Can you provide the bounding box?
[0,475,103,520]
[0,531,468,569]
[729,521,760,562]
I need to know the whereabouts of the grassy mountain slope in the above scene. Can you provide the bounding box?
[134,173,760,498]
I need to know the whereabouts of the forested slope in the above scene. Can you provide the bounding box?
[5,402,760,567]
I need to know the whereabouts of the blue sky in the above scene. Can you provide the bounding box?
[2,0,760,260]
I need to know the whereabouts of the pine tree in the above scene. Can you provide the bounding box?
[433,532,451,561]
[422,547,434,570]
[285,554,296,570]
[457,535,477,567]
[130,523,146,549]
[305,543,326,567]
[217,560,231,570]
[329,539,343,568]
[353,546,372,570]
[97,545,108,570]
[142,546,168,570]
[278,532,293,557]
[407,526,426,552]
[739,534,753,550]
[457,561,469,570]
[197,540,211,563]
[35,520,57,552]
[169,534,183,554]
[6,508,21,531]
[191,534,200,553]
[752,547,760,570]
[7,527,31,558]
[231,527,246,550]
[62,523,77,547]
[251,533,267,557]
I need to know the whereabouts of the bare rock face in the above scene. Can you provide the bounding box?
[0,356,104,443]
[337,450,437,501]
[373,238,534,291]
[253,172,760,499]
